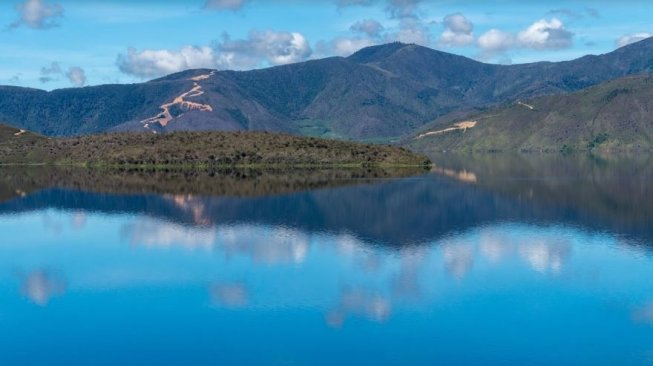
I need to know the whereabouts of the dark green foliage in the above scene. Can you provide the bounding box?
[588,133,610,149]
[0,125,430,167]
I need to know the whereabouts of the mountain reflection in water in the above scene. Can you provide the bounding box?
[0,156,652,365]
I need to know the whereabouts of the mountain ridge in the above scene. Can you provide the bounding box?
[0,38,652,140]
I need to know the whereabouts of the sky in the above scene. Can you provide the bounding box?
[0,0,651,90]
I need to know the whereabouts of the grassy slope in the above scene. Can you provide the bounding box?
[0,126,430,167]
[407,75,653,153]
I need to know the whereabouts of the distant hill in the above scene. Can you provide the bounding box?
[0,38,652,140]
[407,75,653,152]
[0,125,429,167]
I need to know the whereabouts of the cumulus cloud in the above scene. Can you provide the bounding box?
[117,46,217,79]
[477,29,515,54]
[476,17,573,60]
[440,13,474,47]
[382,0,431,46]
[320,1,431,57]
[517,18,574,50]
[316,37,377,57]
[38,62,87,87]
[386,0,422,19]
[117,30,312,78]
[65,67,87,87]
[9,0,64,29]
[203,0,247,11]
[350,19,385,38]
[218,30,312,66]
[615,32,652,48]
[315,19,386,57]
[39,61,61,83]
[385,18,430,45]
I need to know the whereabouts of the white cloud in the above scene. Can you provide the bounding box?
[117,46,217,79]
[117,30,312,78]
[478,29,515,53]
[350,19,385,38]
[475,18,573,60]
[386,18,430,45]
[440,13,474,47]
[218,30,312,66]
[203,0,247,11]
[65,67,86,87]
[316,37,378,57]
[517,18,574,50]
[10,0,64,29]
[615,32,652,48]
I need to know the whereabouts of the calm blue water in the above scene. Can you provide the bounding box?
[1,157,653,365]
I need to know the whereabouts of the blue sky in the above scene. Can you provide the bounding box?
[0,0,651,89]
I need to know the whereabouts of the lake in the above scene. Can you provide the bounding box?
[0,155,652,365]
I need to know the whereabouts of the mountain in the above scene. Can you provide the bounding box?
[1,38,652,140]
[407,75,653,152]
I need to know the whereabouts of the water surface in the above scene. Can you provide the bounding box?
[1,156,652,365]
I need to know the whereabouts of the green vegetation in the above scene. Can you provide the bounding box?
[588,133,609,150]
[407,75,653,153]
[0,125,430,168]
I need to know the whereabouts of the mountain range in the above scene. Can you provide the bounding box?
[0,38,652,149]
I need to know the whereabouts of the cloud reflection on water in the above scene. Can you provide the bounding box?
[21,210,650,329]
[20,269,66,306]
[326,287,392,328]
[124,219,310,265]
[211,282,249,308]
[124,218,581,302]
